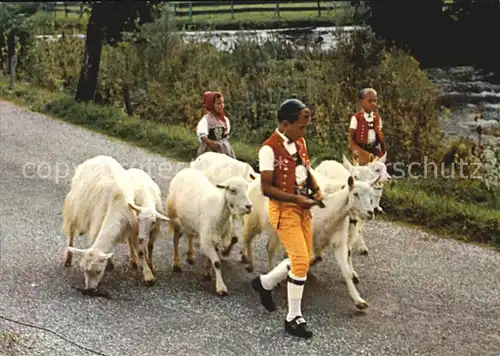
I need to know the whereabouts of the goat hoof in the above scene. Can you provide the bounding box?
[203,273,211,281]
[355,300,368,310]
[144,279,156,287]
[359,249,368,256]
[173,265,182,273]
[130,261,138,269]
[352,275,360,284]
[241,253,249,263]
[244,264,254,273]
[221,249,231,257]
[217,288,229,296]
[64,260,71,267]
[186,258,195,265]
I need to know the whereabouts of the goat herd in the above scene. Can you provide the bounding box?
[62,151,392,311]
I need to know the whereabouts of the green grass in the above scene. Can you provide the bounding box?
[1,75,499,249]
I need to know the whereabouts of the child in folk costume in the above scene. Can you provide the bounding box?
[348,88,387,165]
[251,98,323,339]
[196,91,236,158]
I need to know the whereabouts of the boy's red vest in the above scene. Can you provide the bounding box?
[261,131,311,194]
[353,111,385,145]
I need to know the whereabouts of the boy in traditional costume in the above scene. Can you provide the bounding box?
[348,88,386,165]
[251,98,322,339]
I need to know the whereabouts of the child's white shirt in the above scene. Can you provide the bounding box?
[196,113,230,142]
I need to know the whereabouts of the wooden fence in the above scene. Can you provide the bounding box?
[38,1,454,21]
[39,1,343,20]
[171,1,343,19]
[39,2,89,18]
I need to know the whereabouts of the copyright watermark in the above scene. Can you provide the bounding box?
[20,156,498,186]
[387,156,486,180]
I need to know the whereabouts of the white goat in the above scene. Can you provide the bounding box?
[189,151,259,257]
[315,154,391,255]
[240,174,378,309]
[63,155,168,292]
[125,167,170,274]
[165,167,253,296]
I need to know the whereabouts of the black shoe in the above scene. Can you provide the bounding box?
[285,316,313,339]
[251,276,276,312]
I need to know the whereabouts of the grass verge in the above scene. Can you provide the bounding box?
[1,77,499,248]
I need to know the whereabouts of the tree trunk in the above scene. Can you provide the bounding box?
[7,30,15,89]
[75,6,104,102]
[123,84,133,116]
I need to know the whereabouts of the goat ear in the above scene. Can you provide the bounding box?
[347,176,354,190]
[67,247,87,255]
[156,211,170,221]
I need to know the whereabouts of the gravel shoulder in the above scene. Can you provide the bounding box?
[1,100,499,356]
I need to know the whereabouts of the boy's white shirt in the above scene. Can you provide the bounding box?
[196,113,230,142]
[349,110,382,144]
[258,129,308,186]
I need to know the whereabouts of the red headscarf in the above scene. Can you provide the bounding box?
[203,91,226,122]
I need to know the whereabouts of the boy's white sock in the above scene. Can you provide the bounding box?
[286,272,307,322]
[260,259,290,290]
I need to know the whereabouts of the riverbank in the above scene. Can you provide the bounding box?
[1,76,498,248]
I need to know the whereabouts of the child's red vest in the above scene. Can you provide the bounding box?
[261,131,311,194]
[353,111,385,145]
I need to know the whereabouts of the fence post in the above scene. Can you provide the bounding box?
[64,2,69,18]
[231,0,235,20]
[275,1,280,17]
[317,0,321,17]
[189,1,193,21]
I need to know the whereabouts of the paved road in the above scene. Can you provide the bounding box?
[1,100,499,356]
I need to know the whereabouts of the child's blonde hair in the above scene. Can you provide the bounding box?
[359,88,377,99]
